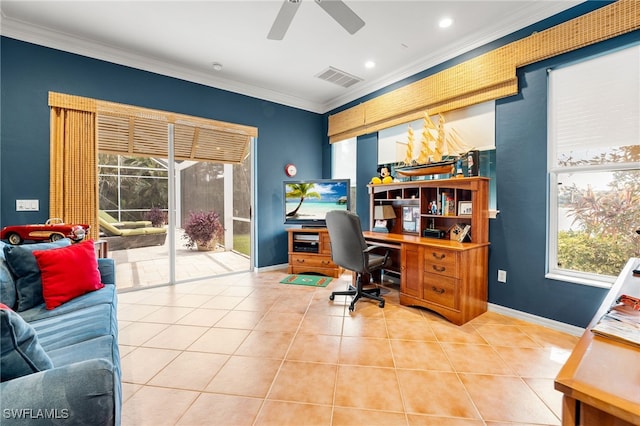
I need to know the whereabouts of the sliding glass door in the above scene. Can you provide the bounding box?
[98,136,253,291]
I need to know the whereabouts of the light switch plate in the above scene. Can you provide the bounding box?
[16,199,39,211]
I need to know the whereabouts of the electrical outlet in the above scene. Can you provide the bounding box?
[497,269,507,283]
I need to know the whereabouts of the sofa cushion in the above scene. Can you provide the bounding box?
[3,239,71,312]
[0,303,54,382]
[47,334,119,371]
[0,242,17,309]
[18,284,116,323]
[0,358,118,425]
[33,240,104,310]
[30,302,117,352]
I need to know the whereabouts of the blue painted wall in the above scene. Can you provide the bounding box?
[489,31,640,327]
[0,37,323,269]
[355,133,379,230]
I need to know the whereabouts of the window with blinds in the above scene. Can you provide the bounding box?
[549,45,640,167]
[547,44,640,287]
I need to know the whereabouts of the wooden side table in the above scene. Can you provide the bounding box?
[94,240,108,258]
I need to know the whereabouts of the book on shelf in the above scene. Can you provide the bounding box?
[591,300,640,348]
[441,192,455,216]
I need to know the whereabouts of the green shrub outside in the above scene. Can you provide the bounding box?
[557,231,632,276]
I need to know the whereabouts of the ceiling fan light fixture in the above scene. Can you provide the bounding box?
[268,0,364,40]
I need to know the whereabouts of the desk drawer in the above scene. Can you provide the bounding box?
[424,249,459,278]
[423,275,458,309]
[290,265,338,276]
[290,254,336,269]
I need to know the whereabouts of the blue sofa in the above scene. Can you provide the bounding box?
[0,240,120,425]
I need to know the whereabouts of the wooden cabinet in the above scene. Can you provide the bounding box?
[287,228,343,278]
[401,243,422,299]
[366,177,490,325]
[399,240,488,325]
[368,177,489,244]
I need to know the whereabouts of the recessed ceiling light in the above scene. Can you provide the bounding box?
[439,17,453,29]
[212,62,223,71]
[365,61,376,69]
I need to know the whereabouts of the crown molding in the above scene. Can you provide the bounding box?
[0,14,324,113]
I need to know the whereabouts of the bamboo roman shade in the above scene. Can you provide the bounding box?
[49,93,98,239]
[49,102,99,239]
[95,100,255,164]
[328,0,640,142]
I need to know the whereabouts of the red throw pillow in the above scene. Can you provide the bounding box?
[33,240,104,310]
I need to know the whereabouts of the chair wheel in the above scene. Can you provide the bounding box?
[329,294,335,301]
[379,301,385,308]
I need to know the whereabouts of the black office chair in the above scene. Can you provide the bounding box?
[326,210,390,312]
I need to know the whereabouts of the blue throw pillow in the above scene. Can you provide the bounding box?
[3,239,71,312]
[0,260,16,309]
[0,304,54,381]
[0,242,17,308]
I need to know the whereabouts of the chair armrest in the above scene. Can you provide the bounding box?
[363,244,386,253]
[363,245,391,268]
[0,359,118,425]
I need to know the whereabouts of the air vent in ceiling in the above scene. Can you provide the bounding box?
[316,66,363,88]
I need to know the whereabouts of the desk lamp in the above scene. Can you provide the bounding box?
[372,205,396,233]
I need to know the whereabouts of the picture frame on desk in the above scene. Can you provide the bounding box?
[458,201,473,216]
[402,206,420,233]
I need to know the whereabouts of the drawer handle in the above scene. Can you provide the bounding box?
[432,265,446,273]
[431,286,445,294]
[296,259,305,263]
[321,260,331,265]
[432,252,446,260]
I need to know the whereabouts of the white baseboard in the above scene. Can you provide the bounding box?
[488,303,584,336]
[255,263,288,272]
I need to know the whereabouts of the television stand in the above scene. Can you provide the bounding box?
[287,228,343,278]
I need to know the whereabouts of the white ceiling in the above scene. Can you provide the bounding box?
[0,0,581,113]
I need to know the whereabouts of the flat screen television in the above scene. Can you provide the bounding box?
[284,179,351,227]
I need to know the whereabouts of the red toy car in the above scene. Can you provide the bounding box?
[0,218,90,245]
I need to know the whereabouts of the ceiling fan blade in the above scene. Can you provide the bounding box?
[315,0,365,35]
[267,0,302,40]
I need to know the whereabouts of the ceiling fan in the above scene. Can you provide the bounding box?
[267,0,365,40]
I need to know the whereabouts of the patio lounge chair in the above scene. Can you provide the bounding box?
[99,210,152,229]
[99,218,167,251]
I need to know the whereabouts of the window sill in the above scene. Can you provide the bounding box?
[546,272,614,289]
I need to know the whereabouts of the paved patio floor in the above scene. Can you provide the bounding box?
[108,230,251,291]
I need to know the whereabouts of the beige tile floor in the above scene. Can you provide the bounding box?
[118,270,580,426]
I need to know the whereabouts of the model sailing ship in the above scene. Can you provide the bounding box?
[396,113,472,177]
